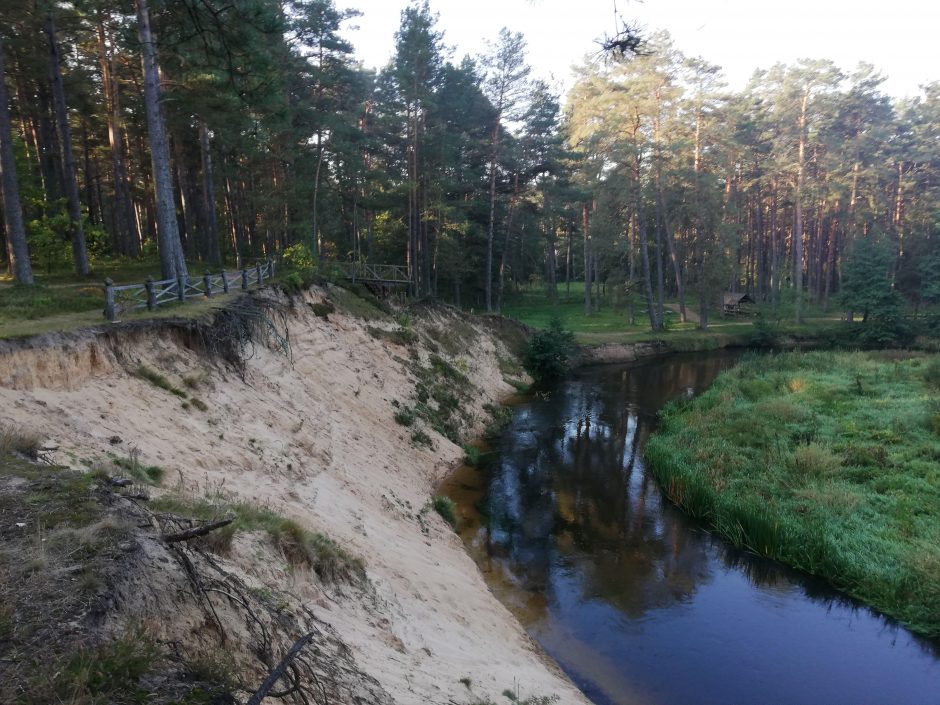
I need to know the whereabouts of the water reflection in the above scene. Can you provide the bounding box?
[446,351,940,705]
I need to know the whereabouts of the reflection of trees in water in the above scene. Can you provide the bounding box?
[717,546,940,659]
[483,354,739,621]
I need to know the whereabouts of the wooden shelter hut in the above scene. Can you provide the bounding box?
[723,292,756,316]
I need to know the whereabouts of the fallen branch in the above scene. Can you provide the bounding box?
[247,632,316,705]
[162,518,233,543]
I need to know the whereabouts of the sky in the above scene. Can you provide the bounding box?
[338,0,940,99]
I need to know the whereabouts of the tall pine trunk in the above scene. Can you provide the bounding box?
[45,13,89,276]
[484,123,500,311]
[793,87,809,324]
[199,122,220,265]
[0,36,33,284]
[136,0,185,279]
[96,18,137,257]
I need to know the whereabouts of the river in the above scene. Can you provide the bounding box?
[441,351,940,705]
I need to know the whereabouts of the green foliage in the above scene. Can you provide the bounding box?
[840,236,905,323]
[432,496,457,529]
[135,366,187,397]
[29,627,159,705]
[309,301,335,318]
[925,357,940,390]
[393,406,416,427]
[522,316,575,384]
[150,493,365,584]
[112,454,164,486]
[410,428,434,448]
[463,444,482,467]
[281,242,317,271]
[483,403,513,439]
[645,351,940,637]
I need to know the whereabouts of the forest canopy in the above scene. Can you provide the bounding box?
[0,0,937,330]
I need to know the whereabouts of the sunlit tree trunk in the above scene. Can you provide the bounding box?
[96,18,138,257]
[793,87,809,324]
[136,0,185,278]
[45,13,89,276]
[0,35,33,284]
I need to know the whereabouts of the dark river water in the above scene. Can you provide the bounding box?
[441,351,940,705]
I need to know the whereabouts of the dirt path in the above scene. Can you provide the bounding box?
[665,302,699,324]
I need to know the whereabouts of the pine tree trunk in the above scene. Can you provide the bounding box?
[45,13,89,276]
[136,0,185,279]
[583,204,592,316]
[632,123,658,331]
[0,36,33,284]
[793,87,809,324]
[199,122,220,265]
[485,124,500,312]
[97,18,137,257]
[34,81,63,207]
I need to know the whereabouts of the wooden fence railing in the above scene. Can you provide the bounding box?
[320,261,411,285]
[103,258,275,321]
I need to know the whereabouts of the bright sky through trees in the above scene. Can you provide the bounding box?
[341,0,939,97]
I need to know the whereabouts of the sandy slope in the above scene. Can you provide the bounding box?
[0,286,590,705]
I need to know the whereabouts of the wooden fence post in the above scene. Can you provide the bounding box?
[145,277,156,310]
[256,261,263,286]
[267,256,275,279]
[104,279,116,321]
[241,267,249,290]
[221,270,229,294]
[203,270,213,297]
[177,271,186,301]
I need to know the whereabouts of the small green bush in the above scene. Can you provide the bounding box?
[30,627,160,705]
[432,496,457,530]
[925,357,940,390]
[0,423,42,458]
[309,301,335,319]
[136,365,187,397]
[394,407,416,427]
[523,317,574,384]
[411,429,433,448]
[463,444,482,467]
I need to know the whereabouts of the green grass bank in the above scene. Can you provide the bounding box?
[645,350,940,637]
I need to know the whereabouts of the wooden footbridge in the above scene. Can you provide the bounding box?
[322,261,412,294]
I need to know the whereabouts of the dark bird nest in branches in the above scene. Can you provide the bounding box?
[598,21,649,61]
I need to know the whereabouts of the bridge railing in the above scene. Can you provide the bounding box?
[103,258,275,321]
[322,261,411,285]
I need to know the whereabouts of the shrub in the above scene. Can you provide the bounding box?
[394,407,416,427]
[463,444,482,467]
[0,423,42,458]
[522,316,575,384]
[791,443,841,478]
[281,242,316,271]
[925,357,940,390]
[411,429,433,448]
[135,365,186,397]
[309,301,335,319]
[432,496,457,529]
[31,627,160,704]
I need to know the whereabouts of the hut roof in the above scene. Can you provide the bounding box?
[723,292,755,306]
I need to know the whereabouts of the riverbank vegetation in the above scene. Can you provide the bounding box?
[645,351,940,636]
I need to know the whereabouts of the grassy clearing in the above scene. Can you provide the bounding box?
[151,493,365,585]
[502,283,840,346]
[645,350,940,636]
